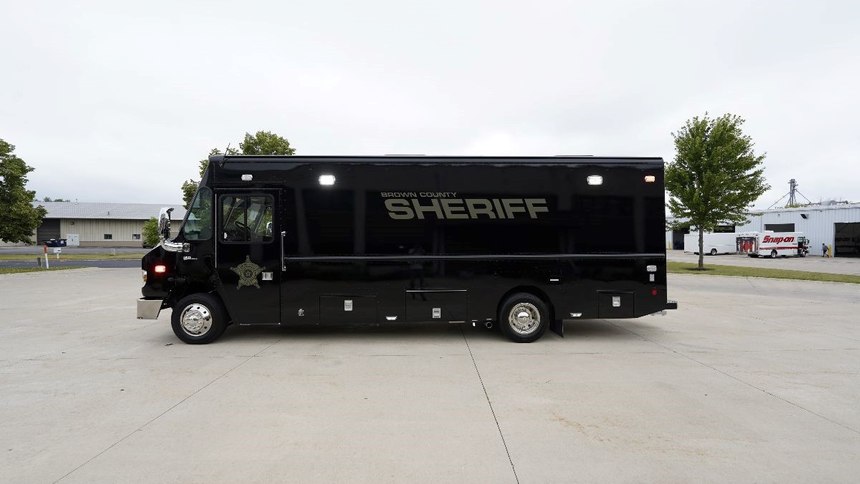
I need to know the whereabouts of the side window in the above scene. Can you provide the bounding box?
[182,187,213,241]
[303,189,353,255]
[220,194,274,243]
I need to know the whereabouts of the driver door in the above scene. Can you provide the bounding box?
[215,190,281,324]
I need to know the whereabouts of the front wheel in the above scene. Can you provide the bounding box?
[710,248,718,256]
[770,250,778,258]
[499,293,550,343]
[171,293,228,344]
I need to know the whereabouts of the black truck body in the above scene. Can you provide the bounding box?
[138,155,676,343]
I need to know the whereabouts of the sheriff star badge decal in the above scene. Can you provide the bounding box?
[231,255,264,289]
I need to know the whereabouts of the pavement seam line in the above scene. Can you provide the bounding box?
[54,339,282,483]
[608,321,860,436]
[461,329,520,484]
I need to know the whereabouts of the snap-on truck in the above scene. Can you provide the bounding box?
[138,155,677,344]
[736,231,809,258]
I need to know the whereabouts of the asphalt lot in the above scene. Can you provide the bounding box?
[667,249,860,276]
[1,269,858,483]
[0,247,149,255]
[0,247,145,269]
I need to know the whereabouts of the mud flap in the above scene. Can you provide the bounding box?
[550,319,564,337]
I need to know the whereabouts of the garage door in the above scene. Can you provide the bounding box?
[834,223,860,258]
[37,219,61,243]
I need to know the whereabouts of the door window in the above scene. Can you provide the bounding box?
[220,195,274,243]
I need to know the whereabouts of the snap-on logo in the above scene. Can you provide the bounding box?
[763,235,794,244]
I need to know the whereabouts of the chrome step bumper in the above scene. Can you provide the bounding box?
[137,299,162,319]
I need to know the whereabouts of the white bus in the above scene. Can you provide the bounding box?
[683,232,738,255]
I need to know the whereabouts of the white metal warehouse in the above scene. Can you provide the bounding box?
[30,202,186,247]
[736,203,860,257]
[667,202,860,257]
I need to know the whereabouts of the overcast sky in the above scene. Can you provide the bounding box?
[2,0,858,207]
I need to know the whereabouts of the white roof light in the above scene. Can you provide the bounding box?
[319,174,336,186]
[586,175,603,186]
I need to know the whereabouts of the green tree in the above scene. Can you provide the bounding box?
[181,179,199,210]
[666,114,769,269]
[142,217,160,247]
[239,131,296,156]
[181,132,295,208]
[0,139,47,244]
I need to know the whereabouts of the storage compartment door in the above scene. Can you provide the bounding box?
[405,290,468,322]
[320,295,378,324]
[597,291,635,319]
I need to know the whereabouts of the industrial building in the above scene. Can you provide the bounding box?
[667,202,860,257]
[11,202,186,248]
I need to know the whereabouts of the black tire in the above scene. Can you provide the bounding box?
[171,293,228,344]
[499,293,550,343]
[770,249,778,259]
[710,248,718,256]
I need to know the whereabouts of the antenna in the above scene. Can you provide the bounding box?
[767,178,814,209]
[788,179,797,206]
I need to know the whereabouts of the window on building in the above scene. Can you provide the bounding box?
[104,234,113,240]
[765,223,795,233]
[132,233,141,240]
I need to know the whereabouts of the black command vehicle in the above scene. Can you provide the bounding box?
[138,155,677,344]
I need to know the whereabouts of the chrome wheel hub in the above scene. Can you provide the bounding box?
[180,303,212,336]
[508,302,540,335]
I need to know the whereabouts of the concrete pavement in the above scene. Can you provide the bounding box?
[1,269,858,483]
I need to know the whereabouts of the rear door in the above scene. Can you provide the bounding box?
[215,190,281,324]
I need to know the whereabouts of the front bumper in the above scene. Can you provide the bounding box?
[137,298,163,319]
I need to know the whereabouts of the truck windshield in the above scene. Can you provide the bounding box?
[181,187,213,241]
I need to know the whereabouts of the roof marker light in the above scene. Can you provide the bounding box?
[644,175,656,183]
[319,174,336,186]
[586,175,603,186]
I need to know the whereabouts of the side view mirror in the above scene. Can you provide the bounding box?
[158,207,174,241]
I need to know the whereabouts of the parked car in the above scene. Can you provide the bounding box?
[43,238,67,247]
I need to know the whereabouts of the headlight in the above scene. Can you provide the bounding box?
[142,270,147,283]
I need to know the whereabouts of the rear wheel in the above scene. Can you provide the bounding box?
[499,293,549,343]
[171,293,228,344]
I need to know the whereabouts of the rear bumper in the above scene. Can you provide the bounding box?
[137,298,163,319]
[665,300,678,310]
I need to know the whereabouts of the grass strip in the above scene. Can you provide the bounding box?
[0,266,86,275]
[0,253,142,261]
[668,261,860,284]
